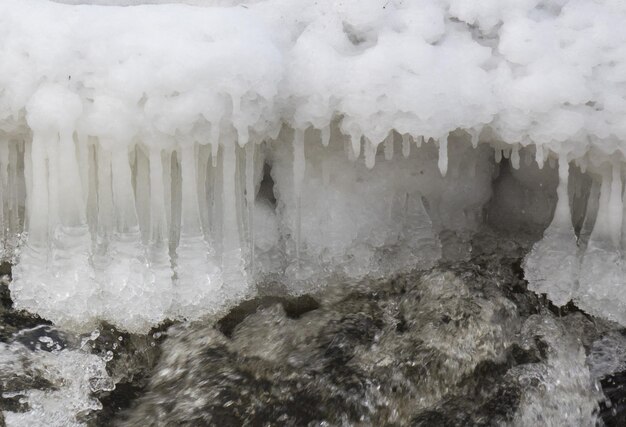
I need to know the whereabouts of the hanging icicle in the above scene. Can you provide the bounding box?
[438,135,448,177]
[401,133,411,158]
[364,137,376,169]
[245,142,255,275]
[383,132,394,161]
[293,128,305,259]
[535,144,545,169]
[511,145,520,170]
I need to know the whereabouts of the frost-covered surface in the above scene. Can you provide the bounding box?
[3,0,626,330]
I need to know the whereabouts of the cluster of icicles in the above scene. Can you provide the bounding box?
[524,151,626,325]
[3,130,255,331]
[1,120,622,331]
[0,124,465,332]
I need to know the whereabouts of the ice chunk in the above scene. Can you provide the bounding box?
[523,156,579,307]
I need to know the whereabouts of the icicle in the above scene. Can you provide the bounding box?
[0,142,8,194]
[0,141,8,247]
[535,144,545,169]
[173,141,222,317]
[401,134,411,158]
[350,133,361,160]
[95,147,113,242]
[149,149,168,244]
[608,160,623,248]
[46,134,60,231]
[578,162,625,322]
[197,144,211,236]
[162,150,173,237]
[523,154,579,307]
[438,136,448,177]
[511,145,520,170]
[134,148,151,243]
[494,148,502,164]
[22,140,32,235]
[245,143,255,275]
[111,148,138,233]
[620,174,626,251]
[342,137,354,161]
[8,143,20,240]
[364,137,376,169]
[293,129,305,259]
[321,125,330,147]
[210,123,220,168]
[221,136,247,291]
[29,133,49,244]
[553,156,571,228]
[503,147,511,159]
[237,125,249,148]
[146,147,173,321]
[57,131,86,227]
[470,129,479,148]
[579,177,600,245]
[76,134,89,204]
[232,95,249,148]
[589,168,612,244]
[383,132,394,161]
[415,135,423,148]
[179,145,202,236]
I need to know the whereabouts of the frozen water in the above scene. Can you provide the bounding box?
[523,156,579,306]
[3,0,626,330]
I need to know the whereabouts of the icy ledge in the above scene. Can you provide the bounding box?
[2,0,626,331]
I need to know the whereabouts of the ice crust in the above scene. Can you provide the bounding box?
[2,0,626,330]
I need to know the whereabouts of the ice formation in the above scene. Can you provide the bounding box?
[3,0,626,330]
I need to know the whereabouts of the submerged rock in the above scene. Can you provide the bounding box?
[116,239,604,426]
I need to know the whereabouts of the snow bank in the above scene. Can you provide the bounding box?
[2,0,626,330]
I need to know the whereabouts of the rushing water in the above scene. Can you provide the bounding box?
[0,230,625,426]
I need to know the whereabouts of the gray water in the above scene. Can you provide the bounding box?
[0,231,624,426]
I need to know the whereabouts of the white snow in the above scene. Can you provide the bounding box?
[2,0,626,330]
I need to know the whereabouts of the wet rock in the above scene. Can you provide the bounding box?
[117,244,604,426]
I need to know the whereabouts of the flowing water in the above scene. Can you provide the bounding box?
[0,230,624,426]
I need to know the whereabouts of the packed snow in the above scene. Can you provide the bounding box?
[1,0,626,330]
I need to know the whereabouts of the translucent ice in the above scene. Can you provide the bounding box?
[4,0,626,330]
[523,156,579,306]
